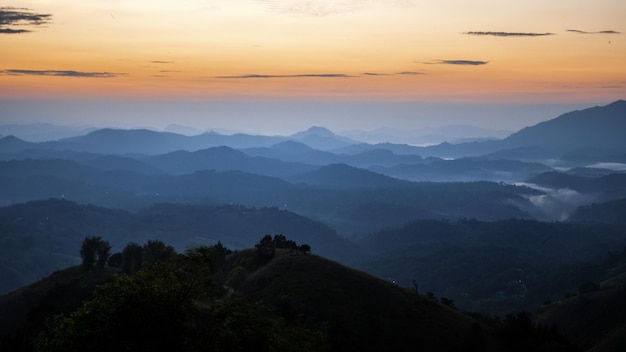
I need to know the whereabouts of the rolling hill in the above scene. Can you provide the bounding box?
[0,242,577,351]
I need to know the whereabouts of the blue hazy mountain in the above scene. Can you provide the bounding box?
[528,171,626,197]
[503,100,626,151]
[416,100,626,159]
[244,142,423,168]
[144,146,315,177]
[289,126,358,150]
[2,100,624,161]
[0,123,96,142]
[372,157,553,182]
[0,126,360,155]
[243,140,342,165]
[289,163,410,189]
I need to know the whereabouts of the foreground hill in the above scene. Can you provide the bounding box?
[232,249,503,352]
[0,267,113,341]
[1,241,576,351]
[535,266,626,352]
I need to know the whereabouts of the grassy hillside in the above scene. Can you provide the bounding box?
[234,248,490,351]
[1,239,576,352]
[0,266,113,339]
[535,270,626,352]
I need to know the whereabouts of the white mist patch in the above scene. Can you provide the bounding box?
[514,183,594,221]
[587,162,626,171]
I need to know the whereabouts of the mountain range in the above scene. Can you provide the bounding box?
[1,100,626,351]
[1,100,624,160]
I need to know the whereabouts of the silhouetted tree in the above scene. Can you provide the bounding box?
[142,240,175,264]
[80,236,110,271]
[121,242,143,275]
[80,237,97,270]
[255,235,275,262]
[299,244,311,253]
[107,253,122,268]
[96,240,111,270]
[273,234,297,249]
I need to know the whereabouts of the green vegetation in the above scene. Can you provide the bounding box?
[3,237,328,352]
[79,236,110,271]
[1,234,581,352]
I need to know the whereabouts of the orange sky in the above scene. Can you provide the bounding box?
[1,0,625,104]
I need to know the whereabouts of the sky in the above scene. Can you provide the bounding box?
[1,0,625,138]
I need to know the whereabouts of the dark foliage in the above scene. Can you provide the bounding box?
[34,242,329,352]
[79,236,110,271]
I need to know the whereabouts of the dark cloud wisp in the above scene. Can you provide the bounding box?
[464,31,554,37]
[216,71,427,79]
[1,69,125,78]
[396,71,425,75]
[0,7,52,34]
[567,29,620,34]
[422,60,489,66]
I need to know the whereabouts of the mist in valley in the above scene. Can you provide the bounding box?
[1,100,626,351]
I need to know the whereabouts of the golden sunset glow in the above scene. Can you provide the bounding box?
[2,0,625,103]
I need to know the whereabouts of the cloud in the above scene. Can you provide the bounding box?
[0,69,126,78]
[464,31,554,37]
[0,7,52,34]
[566,29,620,34]
[420,60,489,66]
[363,71,426,76]
[396,71,425,75]
[215,73,352,78]
[149,60,174,64]
[215,71,426,79]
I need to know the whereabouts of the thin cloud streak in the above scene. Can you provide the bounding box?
[0,28,28,34]
[215,73,353,78]
[0,7,52,34]
[396,71,425,75]
[464,31,554,37]
[215,71,426,79]
[0,69,126,78]
[420,60,489,66]
[566,29,620,34]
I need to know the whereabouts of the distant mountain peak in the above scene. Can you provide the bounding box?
[291,126,336,138]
